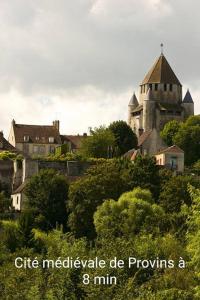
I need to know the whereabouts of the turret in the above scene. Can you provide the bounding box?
[128,92,139,125]
[143,88,156,131]
[182,89,194,118]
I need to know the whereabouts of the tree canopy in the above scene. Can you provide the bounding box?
[160,120,181,146]
[109,120,138,156]
[25,169,69,231]
[94,187,165,238]
[161,115,200,165]
[80,126,115,158]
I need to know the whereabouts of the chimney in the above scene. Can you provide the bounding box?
[53,120,60,132]
[12,119,15,125]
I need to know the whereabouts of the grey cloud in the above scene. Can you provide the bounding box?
[0,0,199,96]
[0,0,200,136]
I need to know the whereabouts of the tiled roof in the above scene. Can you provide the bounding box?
[13,123,61,144]
[141,54,181,85]
[60,135,86,149]
[138,130,152,146]
[0,132,18,152]
[156,145,184,154]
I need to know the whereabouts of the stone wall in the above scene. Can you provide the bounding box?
[22,159,92,181]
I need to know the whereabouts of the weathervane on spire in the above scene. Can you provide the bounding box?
[160,43,164,55]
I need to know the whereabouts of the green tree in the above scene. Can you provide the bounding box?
[18,210,35,248]
[160,120,181,146]
[159,176,200,238]
[0,220,19,252]
[126,155,161,200]
[173,124,200,165]
[0,192,11,214]
[109,120,138,156]
[25,169,69,231]
[168,115,200,165]
[184,115,200,126]
[80,126,115,158]
[94,187,165,238]
[186,186,200,298]
[159,176,200,213]
[68,156,162,239]
[192,159,200,175]
[68,159,129,239]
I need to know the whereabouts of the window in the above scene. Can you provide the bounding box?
[33,145,39,153]
[24,135,29,142]
[35,136,39,141]
[169,84,173,91]
[169,156,177,169]
[164,84,167,91]
[16,196,19,205]
[155,83,158,91]
[49,145,55,154]
[149,84,152,90]
[49,137,54,143]
[39,146,45,154]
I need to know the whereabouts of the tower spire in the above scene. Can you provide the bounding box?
[160,43,164,55]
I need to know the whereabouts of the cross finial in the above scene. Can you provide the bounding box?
[160,43,164,55]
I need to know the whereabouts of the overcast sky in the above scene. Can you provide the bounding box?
[0,0,199,136]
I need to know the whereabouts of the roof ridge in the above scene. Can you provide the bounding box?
[15,124,54,127]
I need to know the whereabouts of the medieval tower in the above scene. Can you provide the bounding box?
[128,51,194,137]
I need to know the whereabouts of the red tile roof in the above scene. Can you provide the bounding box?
[156,145,184,154]
[138,130,152,146]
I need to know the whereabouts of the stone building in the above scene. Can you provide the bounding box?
[155,145,184,173]
[8,120,62,157]
[128,53,194,136]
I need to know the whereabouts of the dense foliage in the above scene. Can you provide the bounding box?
[25,169,69,231]
[109,120,138,156]
[80,126,115,158]
[0,154,200,299]
[160,120,181,146]
[161,115,200,165]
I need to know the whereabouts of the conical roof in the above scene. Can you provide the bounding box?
[141,54,181,85]
[183,89,193,103]
[129,92,138,106]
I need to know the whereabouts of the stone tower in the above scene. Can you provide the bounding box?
[128,92,139,125]
[182,89,194,118]
[128,52,194,136]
